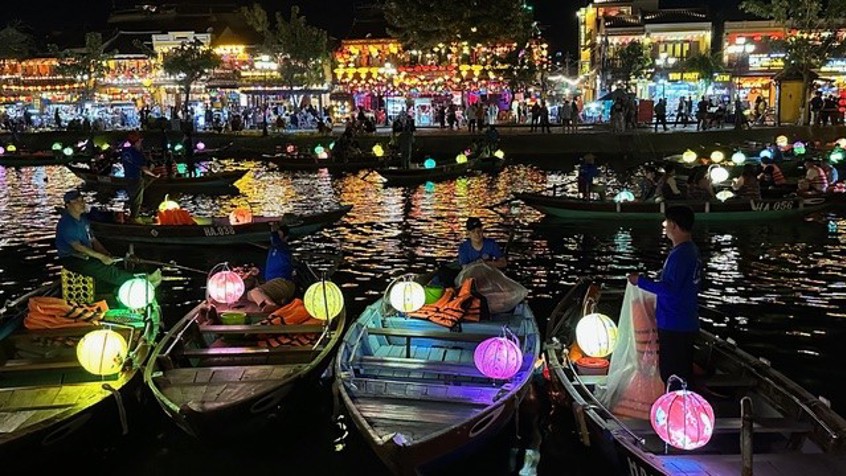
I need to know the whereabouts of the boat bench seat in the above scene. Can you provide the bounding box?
[199,324,325,335]
[0,357,81,373]
[621,417,814,435]
[356,355,486,379]
[181,346,317,358]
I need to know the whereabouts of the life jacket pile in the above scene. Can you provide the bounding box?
[25,296,108,330]
[257,298,323,347]
[407,278,489,329]
[157,208,196,225]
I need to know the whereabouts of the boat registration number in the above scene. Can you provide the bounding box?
[203,226,235,237]
[750,200,793,211]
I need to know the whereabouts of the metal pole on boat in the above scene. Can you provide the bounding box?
[741,396,754,476]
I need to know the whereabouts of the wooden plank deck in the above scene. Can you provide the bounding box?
[659,453,846,475]
[353,395,486,442]
[157,364,303,406]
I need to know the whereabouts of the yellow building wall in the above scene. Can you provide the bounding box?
[778,80,803,125]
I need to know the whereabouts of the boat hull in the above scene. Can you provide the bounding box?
[0,154,90,168]
[378,162,476,186]
[66,165,246,193]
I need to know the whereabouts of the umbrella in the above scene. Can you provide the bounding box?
[598,89,635,101]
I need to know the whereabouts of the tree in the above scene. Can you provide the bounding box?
[161,38,221,113]
[682,52,724,93]
[610,41,652,89]
[243,4,330,99]
[740,0,846,125]
[0,21,33,59]
[382,0,533,50]
[54,32,112,106]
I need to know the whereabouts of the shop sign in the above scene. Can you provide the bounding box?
[668,72,700,82]
[713,73,731,83]
[821,58,846,73]
[748,53,785,71]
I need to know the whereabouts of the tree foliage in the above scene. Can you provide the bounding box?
[0,22,33,59]
[242,4,330,92]
[610,41,652,87]
[161,38,221,110]
[740,0,846,124]
[54,32,113,103]
[382,0,534,50]
[683,52,724,87]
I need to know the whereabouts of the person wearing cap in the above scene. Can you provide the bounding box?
[56,190,161,293]
[458,217,507,269]
[627,205,700,389]
[120,131,159,221]
[247,222,296,312]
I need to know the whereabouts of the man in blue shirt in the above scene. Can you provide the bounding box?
[56,189,161,294]
[628,205,700,388]
[265,223,293,281]
[121,131,158,221]
[458,217,507,268]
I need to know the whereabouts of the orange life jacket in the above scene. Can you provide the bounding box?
[157,208,196,225]
[25,296,108,330]
[407,278,488,329]
[257,298,322,347]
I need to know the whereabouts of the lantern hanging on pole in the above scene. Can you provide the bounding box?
[388,277,426,313]
[575,313,618,358]
[650,387,715,450]
[303,279,344,320]
[207,263,245,304]
[76,329,129,376]
[775,135,788,148]
[474,328,523,379]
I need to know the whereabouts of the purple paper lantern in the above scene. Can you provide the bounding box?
[474,336,522,379]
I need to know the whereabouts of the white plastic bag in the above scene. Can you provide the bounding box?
[455,261,528,314]
[596,283,664,420]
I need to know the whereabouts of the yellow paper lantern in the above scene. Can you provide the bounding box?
[710,151,724,163]
[76,329,128,376]
[775,135,788,148]
[681,149,697,164]
[303,281,344,321]
[389,281,426,313]
[575,313,618,358]
[158,194,180,212]
[493,149,505,159]
[372,144,384,157]
[456,153,468,164]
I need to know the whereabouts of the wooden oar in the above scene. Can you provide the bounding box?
[126,256,208,276]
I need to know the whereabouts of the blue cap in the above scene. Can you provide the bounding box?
[63,189,82,203]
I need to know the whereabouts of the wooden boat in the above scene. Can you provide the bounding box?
[143,280,346,439]
[377,160,478,187]
[0,152,92,168]
[0,281,159,457]
[263,153,389,173]
[544,279,846,476]
[88,205,352,246]
[65,164,247,193]
[334,285,540,475]
[516,192,832,221]
[472,155,507,174]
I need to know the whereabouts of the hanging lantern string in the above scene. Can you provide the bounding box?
[321,271,329,321]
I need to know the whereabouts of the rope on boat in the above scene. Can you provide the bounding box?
[103,383,129,435]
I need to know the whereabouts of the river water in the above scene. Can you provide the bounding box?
[1,160,845,475]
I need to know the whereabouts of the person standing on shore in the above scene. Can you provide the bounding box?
[654,98,668,132]
[628,205,701,388]
[539,102,551,133]
[675,96,688,128]
[560,99,572,133]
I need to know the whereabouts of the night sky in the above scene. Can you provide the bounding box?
[7,0,740,56]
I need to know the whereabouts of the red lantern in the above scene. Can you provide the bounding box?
[474,331,523,379]
[207,266,245,304]
[650,390,715,450]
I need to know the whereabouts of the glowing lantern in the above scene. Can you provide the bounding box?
[759,148,772,159]
[52,142,62,151]
[494,149,505,159]
[793,141,806,155]
[303,280,344,320]
[575,313,618,358]
[62,147,74,157]
[424,158,437,169]
[730,151,746,165]
[0,147,5,155]
[709,166,729,184]
[831,149,845,163]
[651,389,715,450]
[614,190,635,203]
[286,144,297,154]
[389,280,426,313]
[122,141,131,148]
[7,144,17,153]
[837,138,846,149]
[317,151,329,159]
[474,334,523,379]
[329,141,335,150]
[314,144,325,155]
[775,135,788,148]
[681,149,697,164]
[207,269,245,304]
[173,143,184,153]
[157,195,180,212]
[715,190,735,202]
[117,277,155,309]
[464,148,473,156]
[228,207,253,225]
[100,143,111,151]
[196,142,205,151]
[456,153,468,164]
[372,144,384,157]
[76,329,128,376]
[709,151,724,163]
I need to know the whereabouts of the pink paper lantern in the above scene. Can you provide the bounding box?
[207,270,245,304]
[196,141,206,151]
[474,336,522,379]
[650,390,715,450]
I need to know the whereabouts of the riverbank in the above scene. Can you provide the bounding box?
[4,124,845,170]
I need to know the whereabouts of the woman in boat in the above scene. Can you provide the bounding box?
[656,163,684,201]
[635,166,658,201]
[732,164,762,200]
[686,167,715,201]
[627,205,701,389]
